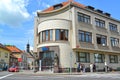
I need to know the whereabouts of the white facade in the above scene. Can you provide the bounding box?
[34,1,120,72]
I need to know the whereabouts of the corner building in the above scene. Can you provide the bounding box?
[34,1,120,72]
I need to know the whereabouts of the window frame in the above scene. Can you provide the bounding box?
[79,30,92,43]
[78,12,91,24]
[109,55,118,63]
[94,53,105,63]
[96,34,107,46]
[95,18,105,28]
[55,29,68,41]
[76,52,90,63]
[109,23,117,32]
[40,29,53,42]
[111,37,119,47]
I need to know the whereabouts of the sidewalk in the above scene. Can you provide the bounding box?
[17,70,120,75]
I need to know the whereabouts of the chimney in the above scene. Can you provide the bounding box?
[96,9,103,14]
[86,6,94,10]
[104,12,111,17]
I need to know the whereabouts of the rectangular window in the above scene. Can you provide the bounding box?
[55,29,68,41]
[79,30,92,43]
[111,37,119,47]
[109,23,117,32]
[5,53,8,58]
[46,30,49,41]
[95,18,105,28]
[50,30,53,41]
[109,55,118,63]
[78,12,90,24]
[94,53,104,63]
[96,34,107,46]
[42,31,46,42]
[41,30,53,42]
[76,52,90,63]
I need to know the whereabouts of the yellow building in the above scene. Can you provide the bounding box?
[0,43,11,71]
[6,45,23,66]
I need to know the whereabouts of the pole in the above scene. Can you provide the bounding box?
[70,52,72,73]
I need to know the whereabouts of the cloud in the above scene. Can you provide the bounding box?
[0,0,30,27]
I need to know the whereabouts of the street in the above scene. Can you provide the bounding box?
[1,71,120,80]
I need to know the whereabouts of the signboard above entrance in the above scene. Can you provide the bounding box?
[41,46,49,51]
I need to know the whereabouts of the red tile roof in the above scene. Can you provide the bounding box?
[43,1,85,12]
[6,45,22,53]
[0,43,11,51]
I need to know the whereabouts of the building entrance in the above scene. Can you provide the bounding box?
[40,51,54,71]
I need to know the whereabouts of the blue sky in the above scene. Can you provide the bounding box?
[0,0,120,50]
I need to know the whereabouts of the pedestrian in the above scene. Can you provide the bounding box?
[82,64,85,72]
[77,63,80,72]
[90,63,93,72]
[74,63,77,72]
[93,63,96,72]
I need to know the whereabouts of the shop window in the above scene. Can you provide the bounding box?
[76,52,90,63]
[109,55,118,63]
[94,53,105,63]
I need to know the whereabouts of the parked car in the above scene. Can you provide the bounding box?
[8,66,19,72]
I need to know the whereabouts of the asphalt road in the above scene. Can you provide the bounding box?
[1,72,120,80]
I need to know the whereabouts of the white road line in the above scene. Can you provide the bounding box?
[0,74,13,79]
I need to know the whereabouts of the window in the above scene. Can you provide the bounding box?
[111,37,119,47]
[96,34,107,46]
[94,53,104,63]
[79,30,92,43]
[41,30,53,42]
[76,52,90,63]
[55,29,68,41]
[78,12,90,24]
[109,23,117,32]
[95,18,105,28]
[54,4,63,10]
[5,53,8,58]
[109,55,118,63]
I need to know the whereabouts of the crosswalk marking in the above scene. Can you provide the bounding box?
[0,74,13,79]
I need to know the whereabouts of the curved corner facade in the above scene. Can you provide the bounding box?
[34,1,120,73]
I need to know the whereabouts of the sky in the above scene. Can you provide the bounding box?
[0,0,120,50]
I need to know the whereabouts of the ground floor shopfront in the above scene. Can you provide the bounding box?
[36,44,120,72]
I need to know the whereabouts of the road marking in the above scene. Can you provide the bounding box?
[0,74,13,79]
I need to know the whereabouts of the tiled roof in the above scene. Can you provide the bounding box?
[6,45,22,53]
[43,1,85,12]
[0,43,10,51]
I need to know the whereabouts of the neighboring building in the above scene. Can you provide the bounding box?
[0,43,11,71]
[34,0,120,72]
[21,51,28,70]
[9,54,18,67]
[6,45,23,68]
